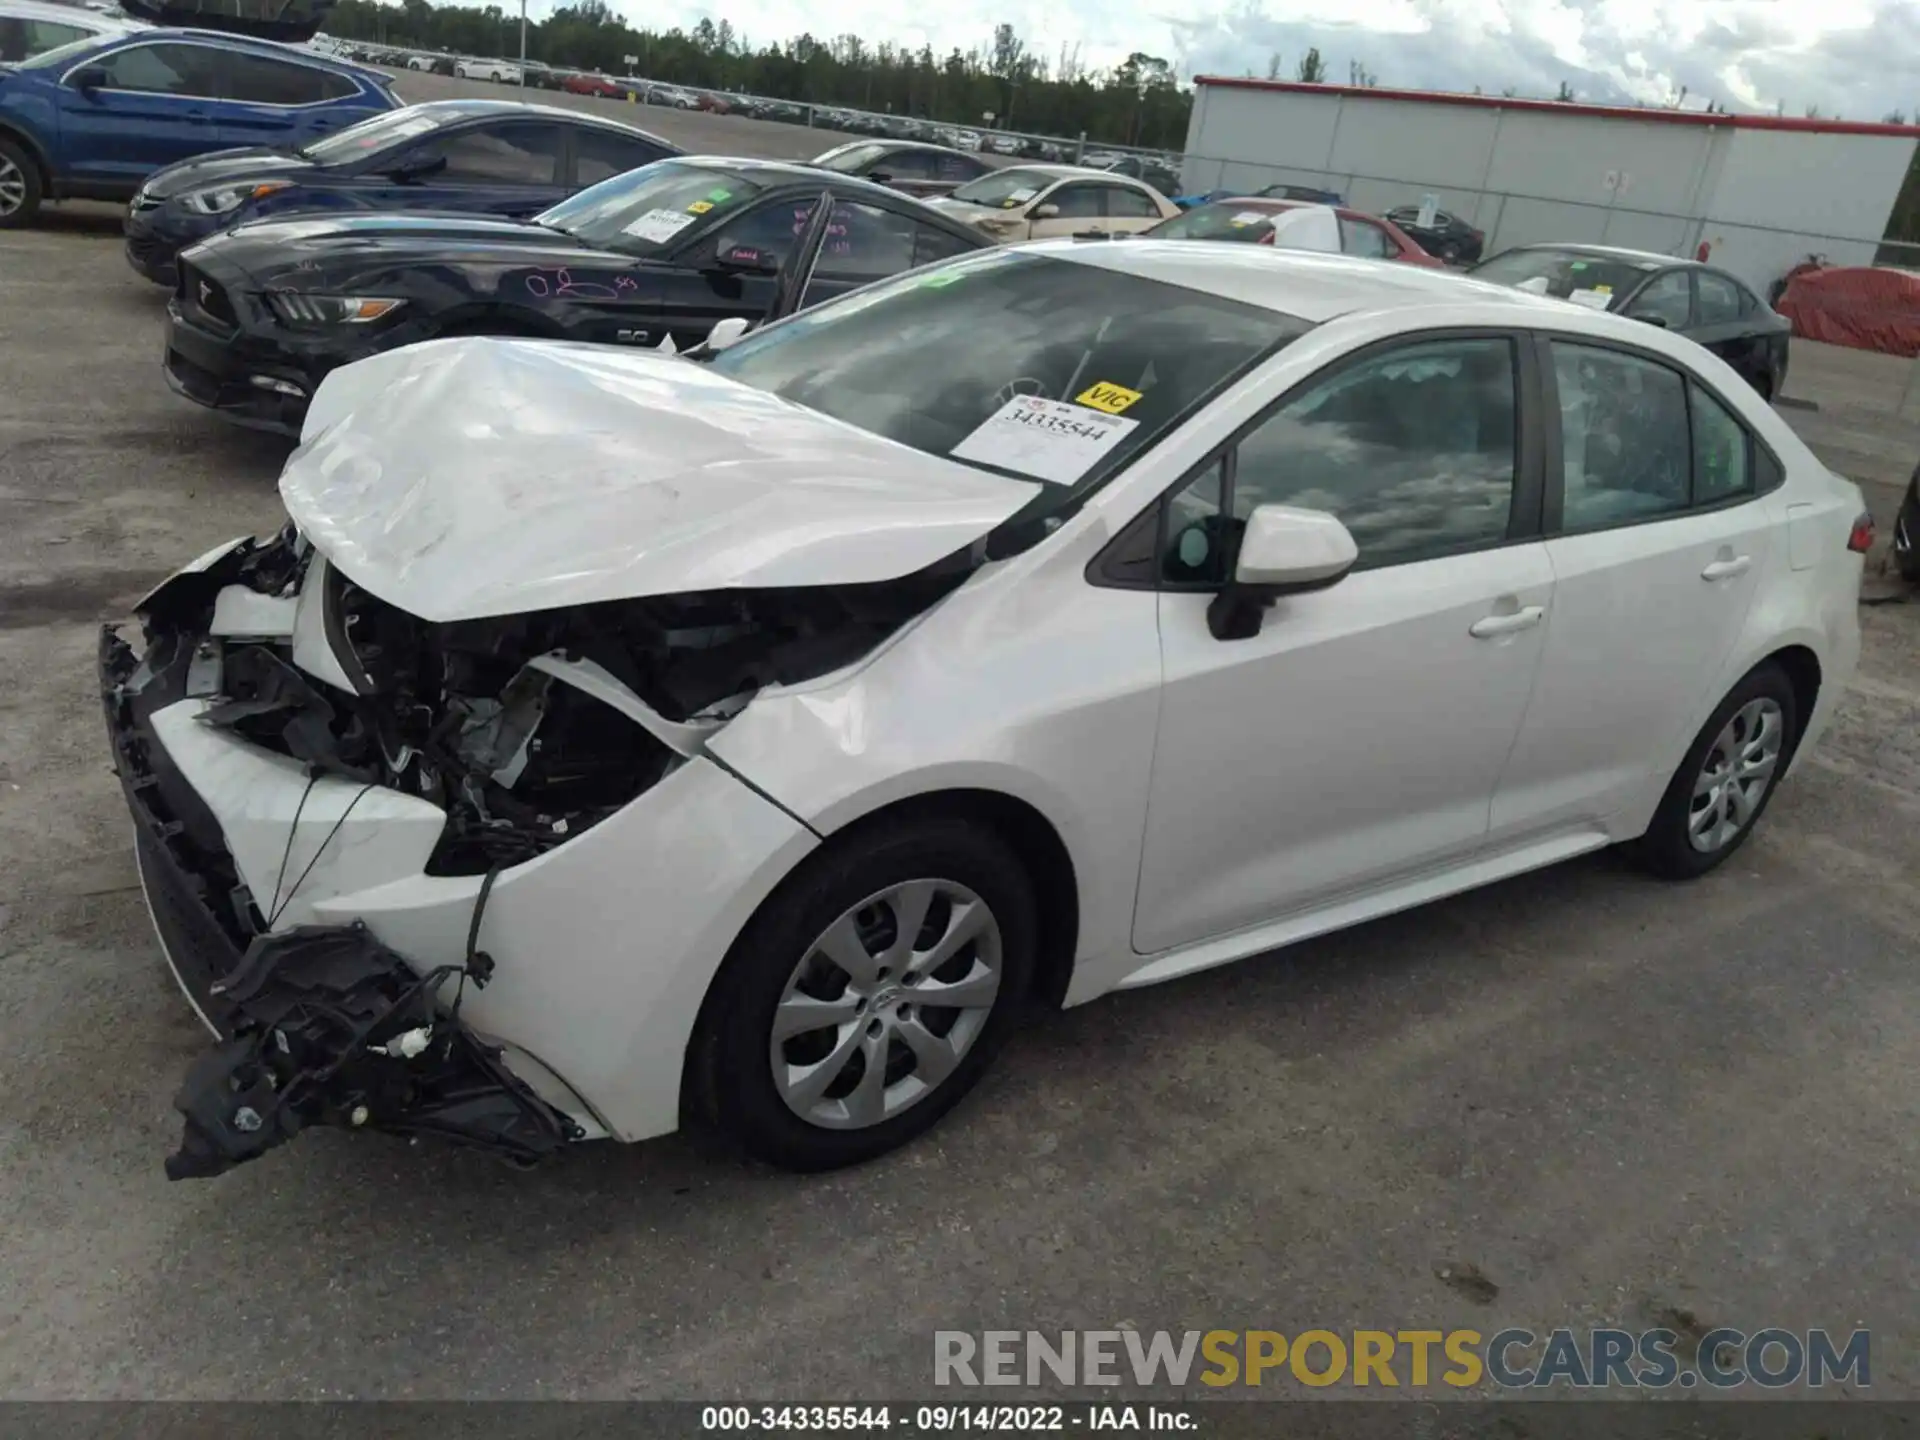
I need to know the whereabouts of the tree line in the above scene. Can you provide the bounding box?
[323,1,1195,148]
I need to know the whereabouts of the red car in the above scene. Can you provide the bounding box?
[563,73,626,98]
[1143,197,1444,267]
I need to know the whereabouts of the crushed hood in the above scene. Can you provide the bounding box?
[282,338,1040,622]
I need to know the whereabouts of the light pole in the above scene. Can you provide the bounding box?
[518,0,528,87]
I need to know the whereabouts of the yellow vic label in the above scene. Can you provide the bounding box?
[1076,381,1143,415]
[687,200,714,214]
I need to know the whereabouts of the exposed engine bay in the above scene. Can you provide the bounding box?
[153,523,970,876]
[109,521,973,1178]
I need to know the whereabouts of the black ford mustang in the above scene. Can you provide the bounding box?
[161,155,993,434]
[1469,243,1792,399]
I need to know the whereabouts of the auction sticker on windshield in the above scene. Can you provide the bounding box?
[1076,381,1142,414]
[623,209,699,243]
[950,396,1139,484]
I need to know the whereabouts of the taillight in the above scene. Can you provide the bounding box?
[1847,511,1876,553]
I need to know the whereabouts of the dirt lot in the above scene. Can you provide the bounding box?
[2,108,1919,1399]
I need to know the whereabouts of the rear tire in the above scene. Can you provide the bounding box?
[1894,470,1920,584]
[0,137,43,230]
[1628,662,1800,880]
[688,817,1037,1172]
[1438,241,1462,264]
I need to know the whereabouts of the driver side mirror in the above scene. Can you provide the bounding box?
[868,170,893,185]
[1206,505,1359,641]
[1633,313,1670,328]
[1033,203,1060,219]
[70,65,108,93]
[704,315,753,351]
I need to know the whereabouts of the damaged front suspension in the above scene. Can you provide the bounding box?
[166,922,578,1180]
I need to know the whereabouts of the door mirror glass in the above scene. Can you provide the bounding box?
[1032,202,1059,219]
[1235,504,1358,589]
[70,65,108,91]
[705,315,753,350]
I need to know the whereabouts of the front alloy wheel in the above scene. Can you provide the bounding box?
[0,138,42,229]
[691,817,1036,1170]
[772,879,1003,1130]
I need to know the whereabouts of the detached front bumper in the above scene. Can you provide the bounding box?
[100,555,822,1175]
[100,624,582,1177]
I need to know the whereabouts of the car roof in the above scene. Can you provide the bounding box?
[996,162,1123,180]
[87,25,379,63]
[1034,239,1580,322]
[1205,196,1398,226]
[1499,241,1686,269]
[0,0,142,24]
[397,96,672,139]
[678,153,927,187]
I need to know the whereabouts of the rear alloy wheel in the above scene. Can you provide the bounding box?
[691,818,1036,1171]
[0,138,42,230]
[1630,662,1799,879]
[1438,241,1462,264]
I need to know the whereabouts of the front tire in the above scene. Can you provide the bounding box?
[690,817,1037,1171]
[0,137,43,230]
[1629,662,1799,879]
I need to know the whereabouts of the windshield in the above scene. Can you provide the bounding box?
[298,106,449,162]
[811,142,888,173]
[535,160,762,250]
[949,168,1058,208]
[1470,248,1657,304]
[1145,202,1285,243]
[18,33,107,68]
[706,249,1310,493]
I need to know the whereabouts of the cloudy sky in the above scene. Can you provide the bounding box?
[619,0,1920,120]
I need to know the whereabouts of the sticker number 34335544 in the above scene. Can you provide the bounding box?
[949,396,1140,484]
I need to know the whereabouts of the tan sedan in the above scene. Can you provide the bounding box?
[924,164,1179,243]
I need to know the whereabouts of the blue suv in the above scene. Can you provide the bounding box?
[0,27,396,227]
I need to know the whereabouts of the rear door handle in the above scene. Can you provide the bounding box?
[1701,555,1752,581]
[1469,605,1545,639]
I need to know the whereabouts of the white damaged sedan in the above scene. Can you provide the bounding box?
[103,242,1869,1177]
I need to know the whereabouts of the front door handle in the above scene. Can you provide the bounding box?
[1469,605,1545,639]
[1701,555,1752,581]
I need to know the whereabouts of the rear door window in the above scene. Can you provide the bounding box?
[1550,341,1691,529]
[222,53,358,105]
[575,128,674,185]
[1696,271,1745,325]
[1105,186,1159,219]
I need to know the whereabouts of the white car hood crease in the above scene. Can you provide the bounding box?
[281,337,1041,623]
